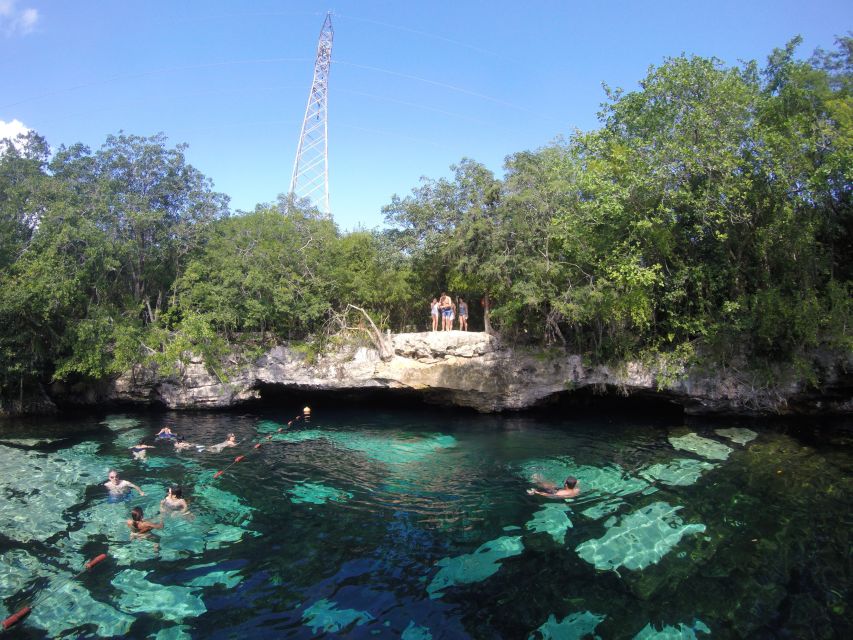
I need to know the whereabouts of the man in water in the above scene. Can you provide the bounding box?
[104,470,144,501]
[527,476,580,498]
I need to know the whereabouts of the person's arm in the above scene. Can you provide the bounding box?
[128,482,145,496]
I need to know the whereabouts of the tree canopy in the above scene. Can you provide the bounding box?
[1,37,850,409]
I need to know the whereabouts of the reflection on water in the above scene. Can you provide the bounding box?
[0,409,850,639]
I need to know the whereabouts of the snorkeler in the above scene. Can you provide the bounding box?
[127,506,163,538]
[208,433,238,453]
[104,470,144,500]
[527,476,581,499]
[160,486,189,514]
[129,440,155,460]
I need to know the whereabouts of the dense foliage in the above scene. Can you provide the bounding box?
[1,38,850,409]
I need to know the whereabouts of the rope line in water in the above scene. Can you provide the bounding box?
[2,553,109,632]
[212,409,309,479]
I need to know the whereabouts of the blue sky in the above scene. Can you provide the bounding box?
[1,0,850,230]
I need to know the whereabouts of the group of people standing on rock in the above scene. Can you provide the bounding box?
[430,292,468,332]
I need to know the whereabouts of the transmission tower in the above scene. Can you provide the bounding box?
[289,12,334,216]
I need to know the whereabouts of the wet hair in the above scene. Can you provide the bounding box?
[564,476,578,489]
[170,486,183,499]
[130,506,143,530]
[227,433,236,439]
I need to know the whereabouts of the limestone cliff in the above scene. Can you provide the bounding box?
[46,331,853,416]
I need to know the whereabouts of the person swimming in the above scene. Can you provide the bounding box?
[104,470,144,501]
[130,440,155,460]
[156,426,177,439]
[208,433,238,453]
[173,437,204,452]
[160,486,189,514]
[527,476,581,499]
[127,506,163,539]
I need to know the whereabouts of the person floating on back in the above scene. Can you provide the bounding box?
[104,470,144,502]
[156,426,177,439]
[527,476,580,499]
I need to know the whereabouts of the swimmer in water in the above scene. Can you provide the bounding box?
[208,433,238,453]
[160,485,189,514]
[104,470,144,500]
[156,426,176,438]
[173,436,203,451]
[527,476,580,499]
[130,440,155,460]
[127,506,163,540]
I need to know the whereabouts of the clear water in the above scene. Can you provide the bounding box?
[0,407,850,639]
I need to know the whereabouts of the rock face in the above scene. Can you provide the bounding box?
[46,331,852,416]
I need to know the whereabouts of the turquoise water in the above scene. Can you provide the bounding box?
[0,408,850,639]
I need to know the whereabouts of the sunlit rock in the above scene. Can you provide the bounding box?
[113,569,206,622]
[302,598,373,634]
[289,481,353,505]
[668,433,732,461]
[402,620,433,639]
[632,619,711,639]
[529,611,607,640]
[575,502,706,572]
[714,427,758,445]
[526,503,573,543]
[427,535,524,598]
[640,458,717,486]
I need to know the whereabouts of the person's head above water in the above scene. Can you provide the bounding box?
[169,486,183,499]
[227,433,236,441]
[108,470,119,481]
[564,476,578,489]
[130,506,143,526]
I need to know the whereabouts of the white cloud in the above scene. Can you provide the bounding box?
[0,119,32,152]
[0,1,39,36]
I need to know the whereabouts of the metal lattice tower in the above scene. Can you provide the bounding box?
[289,12,334,216]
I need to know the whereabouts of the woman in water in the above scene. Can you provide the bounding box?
[129,440,155,460]
[127,506,163,539]
[208,433,238,453]
[160,486,189,514]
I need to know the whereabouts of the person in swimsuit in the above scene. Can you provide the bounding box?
[527,476,580,498]
[439,292,453,331]
[458,298,468,331]
[173,437,203,451]
[104,470,144,501]
[160,486,189,514]
[127,506,163,541]
[130,440,155,460]
[430,298,440,331]
[156,426,176,439]
[208,433,238,453]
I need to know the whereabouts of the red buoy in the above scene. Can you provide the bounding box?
[213,470,223,479]
[84,553,108,570]
[2,605,32,630]
[253,443,262,449]
[234,455,245,463]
